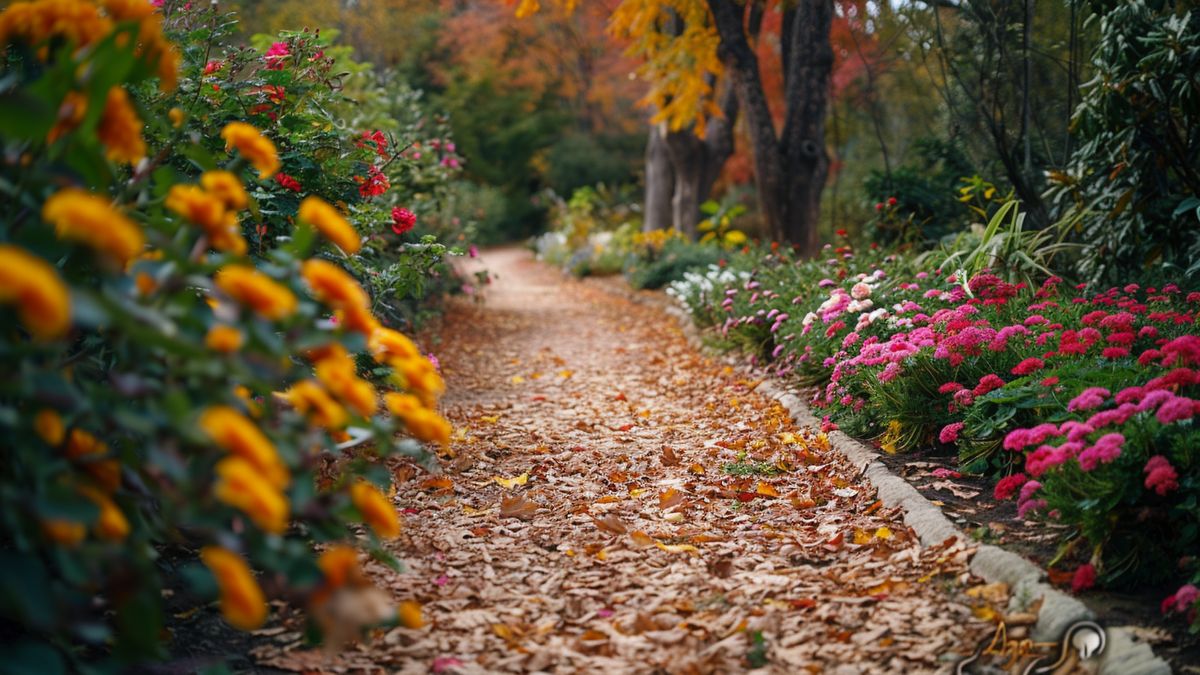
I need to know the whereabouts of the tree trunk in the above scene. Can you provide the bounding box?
[663,76,739,237]
[643,123,675,232]
[707,0,833,255]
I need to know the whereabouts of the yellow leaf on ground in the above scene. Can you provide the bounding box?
[755,482,779,498]
[852,528,872,545]
[629,530,656,547]
[655,541,699,555]
[511,375,525,384]
[558,369,573,378]
[398,600,424,629]
[688,463,705,475]
[480,415,500,424]
[874,526,893,540]
[494,473,529,489]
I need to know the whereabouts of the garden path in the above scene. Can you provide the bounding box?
[257,247,996,674]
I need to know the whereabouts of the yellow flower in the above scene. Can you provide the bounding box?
[200,171,249,211]
[279,380,348,430]
[200,546,268,631]
[298,197,361,254]
[101,0,156,21]
[314,349,378,419]
[205,325,244,353]
[349,482,401,539]
[213,266,297,320]
[41,518,86,547]
[199,406,288,489]
[78,485,129,541]
[0,0,114,57]
[339,303,379,336]
[0,245,70,339]
[301,258,369,309]
[220,122,279,180]
[47,90,88,143]
[384,393,451,447]
[213,457,289,534]
[369,327,420,364]
[165,184,246,255]
[233,385,262,418]
[42,188,144,265]
[168,107,184,128]
[34,409,65,446]
[97,86,145,165]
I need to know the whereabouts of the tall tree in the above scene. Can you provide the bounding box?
[707,0,833,252]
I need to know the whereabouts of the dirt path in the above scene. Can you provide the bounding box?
[258,248,996,674]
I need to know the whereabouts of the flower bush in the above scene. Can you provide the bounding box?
[667,207,1200,630]
[0,0,459,666]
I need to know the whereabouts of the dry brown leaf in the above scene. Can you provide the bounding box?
[499,494,538,520]
[593,514,628,535]
[659,487,683,509]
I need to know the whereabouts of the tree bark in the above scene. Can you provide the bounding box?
[643,122,675,232]
[662,75,739,237]
[707,0,833,255]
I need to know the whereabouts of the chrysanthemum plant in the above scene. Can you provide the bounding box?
[0,0,453,667]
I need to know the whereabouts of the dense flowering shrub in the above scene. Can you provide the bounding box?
[0,0,458,666]
[668,224,1200,630]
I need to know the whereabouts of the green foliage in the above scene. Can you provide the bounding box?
[627,239,723,290]
[0,2,455,666]
[1048,1,1200,284]
[864,138,976,244]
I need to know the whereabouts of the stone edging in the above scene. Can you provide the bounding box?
[648,298,1171,675]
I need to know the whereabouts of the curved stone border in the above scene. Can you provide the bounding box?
[651,300,1170,675]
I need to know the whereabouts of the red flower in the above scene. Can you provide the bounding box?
[1071,563,1097,593]
[357,130,388,157]
[274,173,302,192]
[391,207,417,235]
[264,42,289,70]
[355,165,390,198]
[887,196,897,206]
[204,60,223,75]
[1011,357,1045,376]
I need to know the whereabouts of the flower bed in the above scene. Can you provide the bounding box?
[668,233,1199,632]
[0,0,468,667]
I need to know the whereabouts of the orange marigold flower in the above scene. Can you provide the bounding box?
[213,266,297,320]
[369,327,420,364]
[101,0,156,20]
[384,393,451,446]
[213,457,289,534]
[396,356,445,404]
[298,197,361,254]
[221,122,279,179]
[339,302,379,336]
[0,245,70,339]
[42,518,86,547]
[397,600,424,629]
[199,406,288,489]
[200,170,249,211]
[316,545,363,589]
[314,347,378,418]
[205,325,244,353]
[165,184,246,255]
[43,188,144,265]
[200,546,268,631]
[47,90,88,143]
[349,482,401,539]
[279,380,348,430]
[78,484,129,541]
[0,0,114,56]
[34,409,65,446]
[301,258,369,310]
[97,86,145,164]
[168,106,184,128]
[65,428,120,492]
[135,271,157,295]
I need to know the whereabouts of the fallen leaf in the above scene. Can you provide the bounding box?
[499,494,537,520]
[593,514,628,535]
[494,473,529,489]
[419,476,453,492]
[874,526,893,540]
[688,463,705,475]
[659,488,683,509]
[558,369,573,379]
[755,482,779,498]
[398,600,424,629]
[479,415,500,424]
[510,375,525,384]
[661,446,681,466]
[629,530,656,547]
[655,541,699,555]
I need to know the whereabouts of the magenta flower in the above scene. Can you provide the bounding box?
[1155,395,1196,424]
[1143,455,1179,496]
[1011,357,1045,376]
[1067,387,1110,412]
[938,422,964,444]
[1162,584,1199,615]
